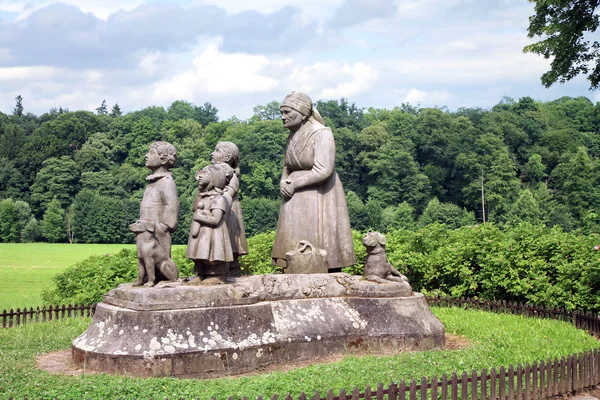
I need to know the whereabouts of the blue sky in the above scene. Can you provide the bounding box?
[0,0,596,118]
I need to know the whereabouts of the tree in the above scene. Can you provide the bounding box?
[524,0,600,89]
[240,197,280,237]
[195,102,219,127]
[71,190,135,243]
[418,198,475,229]
[13,95,23,116]
[30,156,80,215]
[315,98,365,130]
[454,133,521,222]
[522,154,546,183]
[22,111,100,179]
[110,103,122,118]
[0,124,26,160]
[21,217,42,242]
[346,191,369,231]
[42,198,65,242]
[0,157,27,201]
[505,189,545,226]
[550,146,600,223]
[75,132,117,173]
[167,100,196,120]
[0,198,33,242]
[96,100,108,115]
[252,101,281,121]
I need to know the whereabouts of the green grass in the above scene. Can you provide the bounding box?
[0,243,137,310]
[1,307,598,399]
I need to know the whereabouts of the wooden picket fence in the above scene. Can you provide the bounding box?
[228,351,600,400]
[1,303,95,328]
[3,297,600,399]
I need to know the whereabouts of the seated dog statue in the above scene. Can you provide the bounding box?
[129,219,178,287]
[362,231,412,288]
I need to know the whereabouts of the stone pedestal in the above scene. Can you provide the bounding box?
[72,274,445,378]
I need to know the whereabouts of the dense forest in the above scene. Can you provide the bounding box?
[1,95,599,244]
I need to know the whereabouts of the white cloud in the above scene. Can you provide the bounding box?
[0,48,14,62]
[192,0,343,22]
[152,43,278,103]
[389,33,552,86]
[448,41,477,50]
[286,62,379,98]
[319,63,379,98]
[404,88,450,105]
[139,51,162,76]
[0,0,592,118]
[0,0,143,20]
[0,65,58,80]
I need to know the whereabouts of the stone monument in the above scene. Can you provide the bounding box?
[72,93,445,379]
[129,141,179,287]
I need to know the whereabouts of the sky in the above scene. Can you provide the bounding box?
[0,0,597,119]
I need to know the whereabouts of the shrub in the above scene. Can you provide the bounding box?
[42,224,600,312]
[42,247,194,305]
[386,223,600,311]
[239,231,280,275]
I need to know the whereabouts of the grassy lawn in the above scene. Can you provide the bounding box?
[0,243,137,310]
[1,307,598,399]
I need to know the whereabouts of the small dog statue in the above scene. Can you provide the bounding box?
[130,220,178,287]
[362,231,411,287]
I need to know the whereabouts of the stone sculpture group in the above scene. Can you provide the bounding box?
[72,92,444,379]
[130,91,359,284]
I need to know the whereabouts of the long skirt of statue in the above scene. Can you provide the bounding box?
[186,190,233,279]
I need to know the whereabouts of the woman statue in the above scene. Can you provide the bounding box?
[271,92,356,272]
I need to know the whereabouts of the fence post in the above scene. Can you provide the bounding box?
[388,383,397,400]
[440,375,447,400]
[524,363,531,400]
[373,383,382,400]
[481,368,487,400]
[399,381,407,400]
[539,360,545,398]
[470,371,477,400]
[508,365,515,400]
[431,376,438,400]
[516,364,523,400]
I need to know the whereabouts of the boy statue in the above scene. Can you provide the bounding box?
[129,141,180,287]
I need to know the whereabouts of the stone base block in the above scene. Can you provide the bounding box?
[72,274,444,378]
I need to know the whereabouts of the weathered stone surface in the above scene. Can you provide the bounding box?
[272,92,356,272]
[103,274,359,311]
[285,240,328,274]
[362,232,412,289]
[74,274,444,378]
[348,280,412,298]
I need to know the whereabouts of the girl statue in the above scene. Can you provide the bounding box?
[210,141,248,276]
[186,163,235,285]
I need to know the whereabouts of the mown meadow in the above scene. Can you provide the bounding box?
[0,243,136,309]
